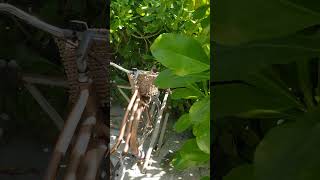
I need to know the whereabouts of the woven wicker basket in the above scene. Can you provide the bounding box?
[128,71,159,97]
[54,29,111,106]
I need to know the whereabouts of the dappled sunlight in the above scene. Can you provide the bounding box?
[110,104,209,179]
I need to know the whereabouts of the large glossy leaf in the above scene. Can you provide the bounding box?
[254,118,320,180]
[213,0,320,45]
[172,138,210,170]
[214,84,298,118]
[214,33,320,81]
[189,95,210,124]
[189,96,210,153]
[171,88,202,99]
[223,164,254,180]
[155,69,209,88]
[151,33,209,76]
[193,117,210,154]
[243,70,304,111]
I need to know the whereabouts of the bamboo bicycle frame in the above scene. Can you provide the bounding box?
[0,3,110,180]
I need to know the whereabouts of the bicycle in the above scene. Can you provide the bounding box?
[0,3,110,180]
[108,65,170,179]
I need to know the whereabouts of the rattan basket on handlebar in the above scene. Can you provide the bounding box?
[128,70,159,97]
[54,29,111,106]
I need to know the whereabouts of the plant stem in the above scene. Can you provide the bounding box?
[297,61,315,110]
[202,80,208,95]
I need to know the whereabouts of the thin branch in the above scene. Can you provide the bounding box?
[130,29,162,39]
[117,86,130,103]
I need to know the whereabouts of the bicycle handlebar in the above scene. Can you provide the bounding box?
[0,3,109,74]
[0,3,108,41]
[0,3,73,38]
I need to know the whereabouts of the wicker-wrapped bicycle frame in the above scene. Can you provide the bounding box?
[0,3,111,180]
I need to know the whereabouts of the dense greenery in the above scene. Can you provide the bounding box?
[110,0,209,76]
[214,1,320,180]
[151,33,210,169]
[110,0,210,178]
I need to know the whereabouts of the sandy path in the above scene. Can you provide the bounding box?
[110,104,209,180]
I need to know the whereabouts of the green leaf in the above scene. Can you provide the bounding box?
[213,0,320,45]
[237,109,289,120]
[200,176,210,180]
[201,16,210,29]
[243,70,304,111]
[193,117,210,154]
[144,23,161,33]
[188,96,211,153]
[189,95,210,124]
[214,33,320,81]
[151,33,209,76]
[172,138,210,170]
[174,114,192,133]
[214,84,297,118]
[143,54,155,61]
[140,15,155,22]
[155,69,209,88]
[223,164,254,180]
[254,117,320,180]
[193,5,209,19]
[172,88,202,99]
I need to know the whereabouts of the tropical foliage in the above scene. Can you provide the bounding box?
[110,0,210,178]
[214,1,320,180]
